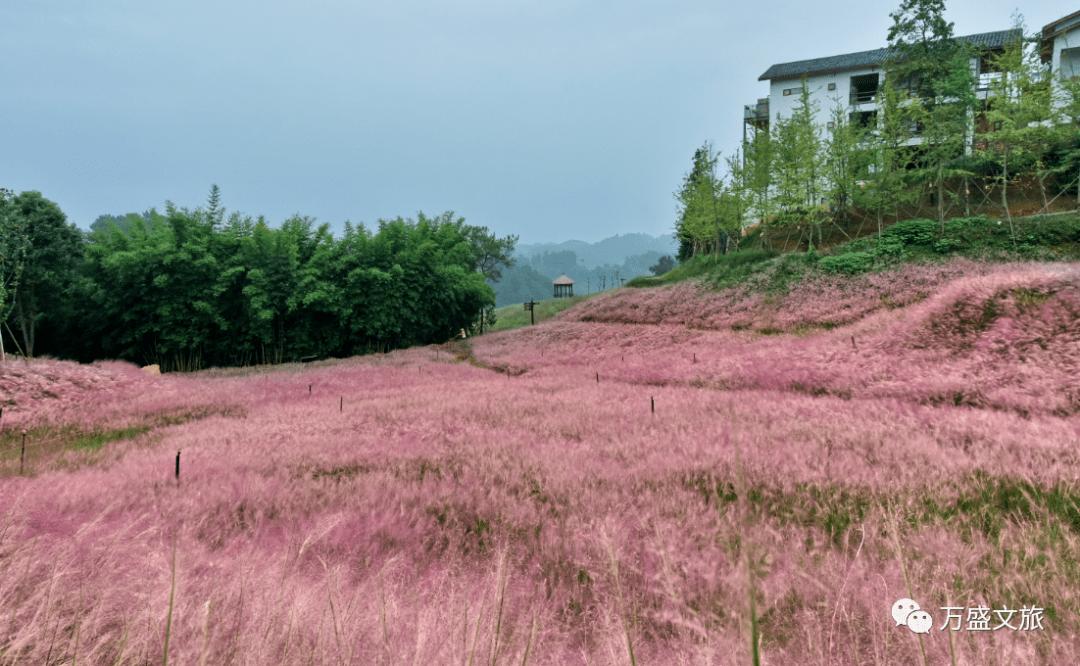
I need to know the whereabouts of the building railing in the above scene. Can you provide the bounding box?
[849,90,878,104]
[744,99,769,121]
[977,72,1002,90]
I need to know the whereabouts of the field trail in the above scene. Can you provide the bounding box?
[2,259,1080,665]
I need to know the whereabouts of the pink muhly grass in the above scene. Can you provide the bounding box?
[2,259,1079,664]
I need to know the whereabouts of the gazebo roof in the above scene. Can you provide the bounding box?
[553,274,575,285]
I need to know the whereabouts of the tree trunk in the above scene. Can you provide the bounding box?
[1037,167,1049,214]
[937,165,945,231]
[964,176,970,216]
[15,291,33,358]
[1003,148,1015,244]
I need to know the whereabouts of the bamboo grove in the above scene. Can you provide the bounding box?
[0,187,517,371]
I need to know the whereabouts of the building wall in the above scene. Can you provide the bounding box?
[762,56,992,135]
[767,67,883,129]
[1052,25,1080,79]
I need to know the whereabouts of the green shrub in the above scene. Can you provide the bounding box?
[945,216,990,232]
[934,238,964,254]
[818,252,871,276]
[881,218,938,246]
[872,240,906,258]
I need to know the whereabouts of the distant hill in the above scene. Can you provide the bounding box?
[490,232,679,308]
[513,233,678,270]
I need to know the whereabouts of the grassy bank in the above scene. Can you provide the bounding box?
[488,292,605,332]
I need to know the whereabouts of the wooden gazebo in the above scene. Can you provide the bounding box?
[553,274,574,298]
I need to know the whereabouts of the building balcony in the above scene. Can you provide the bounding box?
[849,90,878,104]
[977,72,1003,91]
[744,98,769,128]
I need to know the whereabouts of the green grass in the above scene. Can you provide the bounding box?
[488,293,606,333]
[626,212,1080,296]
[0,405,240,475]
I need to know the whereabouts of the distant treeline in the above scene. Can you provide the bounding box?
[491,249,670,307]
[0,186,516,371]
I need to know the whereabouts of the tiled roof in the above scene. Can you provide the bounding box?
[758,29,1022,81]
[553,274,574,285]
[1042,10,1080,41]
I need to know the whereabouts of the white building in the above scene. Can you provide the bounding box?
[743,29,1020,139]
[1042,10,1080,81]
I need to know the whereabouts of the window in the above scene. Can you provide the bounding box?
[850,110,878,127]
[849,73,879,103]
[784,88,792,96]
[828,82,836,91]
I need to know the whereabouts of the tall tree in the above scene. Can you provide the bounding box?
[0,190,30,362]
[742,128,775,248]
[856,76,917,235]
[674,142,736,258]
[978,17,1032,234]
[674,144,713,261]
[823,103,868,233]
[886,0,975,228]
[886,0,957,95]
[649,255,675,275]
[7,191,84,358]
[772,81,824,249]
[205,183,225,227]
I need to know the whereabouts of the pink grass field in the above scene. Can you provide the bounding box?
[2,257,1080,665]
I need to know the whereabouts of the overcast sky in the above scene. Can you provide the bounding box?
[1,0,1061,246]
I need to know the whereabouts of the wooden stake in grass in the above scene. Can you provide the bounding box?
[851,335,856,350]
[596,371,599,384]
[693,353,696,363]
[175,451,180,482]
[20,431,25,475]
[309,384,312,394]
[340,396,343,412]
[651,397,654,414]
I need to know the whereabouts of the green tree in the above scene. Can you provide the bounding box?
[674,142,735,258]
[857,76,917,235]
[742,128,775,248]
[723,149,752,252]
[6,191,85,358]
[908,48,979,227]
[978,18,1035,234]
[772,81,825,250]
[886,0,957,96]
[206,183,224,227]
[885,0,978,228]
[649,255,675,275]
[0,189,30,362]
[674,144,713,260]
[1048,75,1080,209]
[823,103,868,234]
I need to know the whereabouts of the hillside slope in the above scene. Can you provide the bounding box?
[471,258,1080,418]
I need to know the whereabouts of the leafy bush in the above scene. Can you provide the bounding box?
[934,238,964,254]
[881,218,938,246]
[818,252,872,276]
[872,240,906,258]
